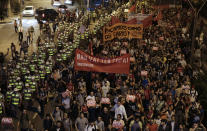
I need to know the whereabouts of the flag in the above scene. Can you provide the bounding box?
[141,15,153,28]
[129,4,136,13]
[155,11,163,21]
[88,42,93,55]
[111,16,120,25]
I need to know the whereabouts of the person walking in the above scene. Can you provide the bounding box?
[10,43,16,59]
[14,20,18,33]
[29,26,35,43]
[52,22,57,33]
[11,88,21,119]
[20,41,28,57]
[19,109,30,131]
[18,25,23,42]
[26,31,31,45]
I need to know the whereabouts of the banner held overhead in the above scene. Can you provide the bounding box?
[74,49,130,74]
[103,23,143,41]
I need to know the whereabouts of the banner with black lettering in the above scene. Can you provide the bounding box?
[103,23,143,41]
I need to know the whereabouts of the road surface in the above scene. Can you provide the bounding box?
[0,0,79,60]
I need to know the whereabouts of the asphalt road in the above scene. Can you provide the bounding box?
[0,0,79,59]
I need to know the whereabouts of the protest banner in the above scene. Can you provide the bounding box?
[87,100,96,107]
[120,49,127,55]
[1,117,14,129]
[141,71,148,76]
[128,13,153,27]
[126,95,136,102]
[112,120,124,129]
[101,98,110,104]
[103,23,143,41]
[152,47,159,51]
[74,49,130,74]
[62,90,71,98]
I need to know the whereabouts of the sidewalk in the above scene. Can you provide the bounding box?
[0,17,16,24]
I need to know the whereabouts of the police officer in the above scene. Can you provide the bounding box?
[30,77,37,93]
[0,100,5,118]
[23,83,32,109]
[0,87,5,117]
[11,88,21,118]
[57,54,62,62]
[0,88,4,102]
[6,87,12,104]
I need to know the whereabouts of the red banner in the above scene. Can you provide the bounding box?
[74,49,130,74]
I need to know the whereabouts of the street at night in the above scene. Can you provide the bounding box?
[0,0,207,130]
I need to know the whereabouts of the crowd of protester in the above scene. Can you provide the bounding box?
[0,0,206,131]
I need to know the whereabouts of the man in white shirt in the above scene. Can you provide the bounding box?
[62,95,70,112]
[102,81,110,97]
[79,78,86,87]
[190,87,198,102]
[18,25,23,42]
[86,92,95,101]
[114,101,127,120]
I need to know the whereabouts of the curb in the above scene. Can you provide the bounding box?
[0,20,12,24]
[0,17,19,24]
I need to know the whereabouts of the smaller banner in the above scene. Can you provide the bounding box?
[152,47,159,51]
[128,13,153,28]
[103,23,143,41]
[159,36,164,41]
[87,100,96,107]
[141,71,148,76]
[62,90,71,98]
[1,117,14,129]
[101,98,111,104]
[126,95,136,102]
[120,49,127,55]
[74,49,130,74]
[112,120,124,129]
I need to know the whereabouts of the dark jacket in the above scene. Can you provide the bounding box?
[43,119,53,130]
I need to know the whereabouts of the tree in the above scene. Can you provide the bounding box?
[0,0,9,20]
[10,0,20,14]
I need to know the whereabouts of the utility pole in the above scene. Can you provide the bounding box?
[187,0,207,65]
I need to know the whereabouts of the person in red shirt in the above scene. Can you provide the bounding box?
[147,120,158,131]
[144,86,151,101]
